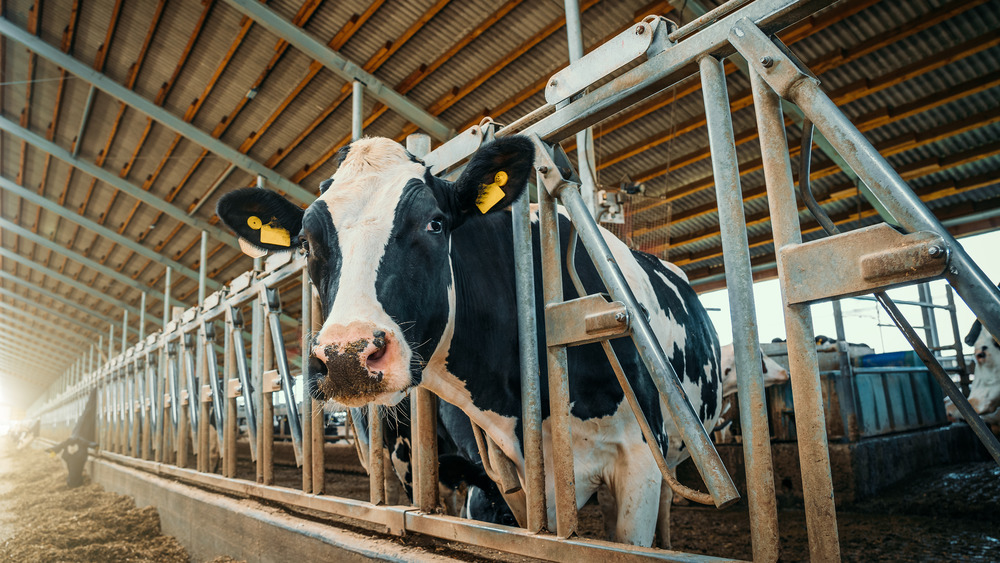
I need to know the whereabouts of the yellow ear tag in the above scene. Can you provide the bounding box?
[475,171,509,214]
[260,221,291,247]
[246,215,290,247]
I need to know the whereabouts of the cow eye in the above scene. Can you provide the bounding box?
[426,218,444,234]
[299,237,309,255]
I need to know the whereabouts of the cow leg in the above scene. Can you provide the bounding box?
[656,473,674,549]
[609,454,659,547]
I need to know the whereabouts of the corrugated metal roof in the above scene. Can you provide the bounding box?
[2,0,1000,397]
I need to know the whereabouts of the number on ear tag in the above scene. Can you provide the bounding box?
[475,171,509,214]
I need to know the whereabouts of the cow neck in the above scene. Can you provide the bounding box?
[420,212,526,469]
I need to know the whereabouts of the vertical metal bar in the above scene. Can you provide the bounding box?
[264,288,303,462]
[311,293,325,494]
[701,55,779,562]
[536,172,578,538]
[224,318,238,478]
[139,293,146,341]
[512,174,546,532]
[262,303,275,486]
[917,284,940,353]
[301,269,313,493]
[751,66,841,562]
[199,231,208,306]
[368,403,386,505]
[352,81,363,141]
[141,356,152,461]
[406,133,438,513]
[109,324,114,360]
[789,77,1000,340]
[163,267,172,327]
[563,0,597,218]
[946,286,970,395]
[254,296,266,483]
[831,300,860,442]
[122,310,128,352]
[229,307,258,459]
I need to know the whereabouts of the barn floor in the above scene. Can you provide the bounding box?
[0,441,242,563]
[240,453,999,562]
[4,438,996,562]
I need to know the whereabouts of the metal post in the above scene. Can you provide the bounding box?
[109,325,114,360]
[917,284,940,353]
[253,296,265,483]
[199,231,208,306]
[831,300,860,441]
[301,268,313,493]
[536,172,577,538]
[352,81,363,141]
[122,310,128,352]
[946,286,970,395]
[700,54,779,562]
[163,267,172,326]
[513,175,546,532]
[311,293,325,494]
[261,305,275,486]
[224,319,238,478]
[563,0,597,217]
[139,293,146,341]
[368,403,385,505]
[750,66,841,562]
[406,133,438,512]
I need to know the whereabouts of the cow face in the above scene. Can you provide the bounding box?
[719,344,789,397]
[218,137,533,407]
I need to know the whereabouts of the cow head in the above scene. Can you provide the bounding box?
[218,136,534,407]
[719,343,789,397]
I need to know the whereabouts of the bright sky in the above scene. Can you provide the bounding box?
[700,230,1000,357]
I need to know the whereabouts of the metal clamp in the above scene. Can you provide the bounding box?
[545,295,630,347]
[530,134,580,197]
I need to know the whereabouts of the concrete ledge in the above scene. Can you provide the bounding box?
[89,458,457,562]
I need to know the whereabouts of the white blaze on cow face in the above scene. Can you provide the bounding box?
[719,343,789,397]
[311,138,428,406]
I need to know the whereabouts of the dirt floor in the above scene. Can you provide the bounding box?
[249,454,999,562]
[0,440,244,563]
[3,435,997,562]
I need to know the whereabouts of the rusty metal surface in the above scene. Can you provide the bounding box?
[779,224,947,305]
[537,171,579,539]
[751,68,841,562]
[705,55,778,562]
[544,294,630,347]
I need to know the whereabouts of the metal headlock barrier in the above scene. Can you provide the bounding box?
[27,1,1000,561]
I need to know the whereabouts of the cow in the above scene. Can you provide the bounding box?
[217,136,722,547]
[349,399,516,524]
[713,344,789,443]
[46,389,98,488]
[15,418,40,450]
[946,320,1000,432]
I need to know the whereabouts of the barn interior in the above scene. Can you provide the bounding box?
[0,0,998,561]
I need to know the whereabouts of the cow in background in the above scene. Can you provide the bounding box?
[946,321,1000,432]
[46,389,98,488]
[713,344,789,443]
[13,418,40,450]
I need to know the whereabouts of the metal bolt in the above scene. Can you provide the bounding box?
[950,267,959,275]
[760,56,773,68]
[928,245,942,257]
[537,165,549,174]
[635,25,645,35]
[615,312,627,323]
[548,79,557,88]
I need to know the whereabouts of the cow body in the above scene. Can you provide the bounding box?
[217,136,722,546]
[948,321,1000,431]
[47,389,98,487]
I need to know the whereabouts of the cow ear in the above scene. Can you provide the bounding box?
[217,187,305,257]
[965,320,983,347]
[453,136,535,217]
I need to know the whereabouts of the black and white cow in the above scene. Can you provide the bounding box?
[217,136,722,547]
[350,399,517,525]
[46,389,98,488]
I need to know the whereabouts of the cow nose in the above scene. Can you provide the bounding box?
[307,354,328,401]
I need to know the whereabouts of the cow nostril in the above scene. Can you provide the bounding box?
[308,355,328,400]
[373,330,387,350]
